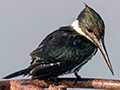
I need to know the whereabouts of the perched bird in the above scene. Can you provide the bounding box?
[3,4,114,80]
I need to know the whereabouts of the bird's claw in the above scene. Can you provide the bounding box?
[74,72,81,85]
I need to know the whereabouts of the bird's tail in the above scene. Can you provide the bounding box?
[3,66,34,79]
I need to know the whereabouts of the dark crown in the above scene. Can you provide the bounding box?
[77,4,105,39]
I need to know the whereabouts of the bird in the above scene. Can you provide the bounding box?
[3,4,114,80]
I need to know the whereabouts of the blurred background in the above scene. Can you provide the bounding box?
[0,0,120,86]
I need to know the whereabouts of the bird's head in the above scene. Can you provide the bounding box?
[71,4,114,75]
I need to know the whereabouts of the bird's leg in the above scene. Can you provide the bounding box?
[75,72,81,78]
[74,72,81,85]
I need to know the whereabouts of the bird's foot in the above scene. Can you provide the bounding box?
[74,72,81,85]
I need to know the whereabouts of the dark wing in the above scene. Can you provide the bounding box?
[30,26,80,65]
[3,26,96,79]
[29,26,96,79]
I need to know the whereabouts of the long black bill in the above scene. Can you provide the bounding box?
[95,37,114,75]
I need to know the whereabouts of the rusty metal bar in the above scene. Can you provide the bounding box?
[10,80,44,90]
[1,78,120,89]
[0,80,10,90]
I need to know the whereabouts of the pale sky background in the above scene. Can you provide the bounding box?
[0,0,120,87]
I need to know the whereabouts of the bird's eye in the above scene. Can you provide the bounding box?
[87,29,92,32]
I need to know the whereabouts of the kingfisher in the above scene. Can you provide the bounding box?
[3,4,114,80]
